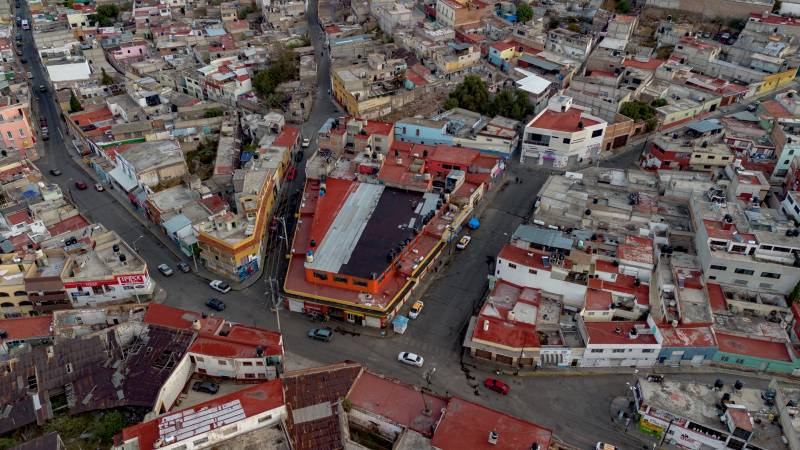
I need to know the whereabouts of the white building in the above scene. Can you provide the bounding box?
[782,191,800,223]
[45,58,91,82]
[579,320,660,367]
[494,244,587,307]
[521,95,607,167]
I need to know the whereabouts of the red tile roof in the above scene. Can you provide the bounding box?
[587,275,649,306]
[0,316,53,342]
[584,321,658,345]
[361,120,394,136]
[6,210,30,226]
[46,214,90,238]
[707,283,727,314]
[622,58,664,71]
[272,125,300,149]
[617,235,654,266]
[405,70,428,87]
[473,313,540,349]
[584,288,613,311]
[716,332,793,362]
[761,99,794,119]
[490,41,516,52]
[594,259,619,274]
[120,380,285,450]
[188,328,282,358]
[657,325,717,348]
[70,107,113,126]
[749,12,800,25]
[498,244,573,271]
[143,303,224,335]
[199,195,227,214]
[347,371,446,437]
[428,144,481,168]
[528,108,601,133]
[431,397,552,450]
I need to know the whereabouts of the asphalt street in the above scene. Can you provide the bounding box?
[17,0,797,446]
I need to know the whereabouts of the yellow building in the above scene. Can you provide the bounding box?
[197,127,295,280]
[758,67,798,95]
[689,143,734,171]
[0,255,34,318]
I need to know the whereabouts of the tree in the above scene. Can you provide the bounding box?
[616,0,631,13]
[651,98,668,107]
[95,4,120,26]
[619,100,657,123]
[253,50,298,100]
[773,0,782,13]
[101,68,114,85]
[516,2,533,24]
[204,108,224,118]
[94,411,127,443]
[69,91,82,113]
[487,89,533,121]
[443,75,490,114]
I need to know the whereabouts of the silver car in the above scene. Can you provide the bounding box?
[397,352,424,367]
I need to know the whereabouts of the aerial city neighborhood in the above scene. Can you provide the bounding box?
[6,0,800,448]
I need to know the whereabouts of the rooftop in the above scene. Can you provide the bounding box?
[584,321,658,345]
[0,316,53,343]
[431,397,552,450]
[121,380,285,450]
[143,303,224,335]
[347,370,446,436]
[527,102,603,133]
[117,140,184,172]
[715,332,793,362]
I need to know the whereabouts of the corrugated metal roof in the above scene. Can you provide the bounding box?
[511,225,573,250]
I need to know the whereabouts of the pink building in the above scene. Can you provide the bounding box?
[0,96,36,160]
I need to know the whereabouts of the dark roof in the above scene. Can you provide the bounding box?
[283,362,362,450]
[339,188,426,279]
[12,432,62,450]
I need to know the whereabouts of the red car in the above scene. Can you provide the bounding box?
[75,181,88,190]
[287,166,297,181]
[484,378,510,395]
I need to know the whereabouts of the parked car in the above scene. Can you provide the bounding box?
[646,374,664,383]
[294,151,304,163]
[15,49,22,56]
[287,166,297,181]
[308,327,333,342]
[177,262,191,273]
[484,378,510,395]
[209,279,231,293]
[192,381,219,394]
[27,71,33,80]
[408,301,424,319]
[49,168,61,176]
[94,183,104,191]
[38,84,46,92]
[157,264,174,276]
[456,235,471,250]
[41,131,48,140]
[397,352,424,367]
[301,138,311,148]
[74,181,88,190]
[206,297,226,311]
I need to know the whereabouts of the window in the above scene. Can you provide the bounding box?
[735,358,745,364]
[734,279,748,286]
[590,349,604,353]
[708,155,715,160]
[761,272,781,279]
[256,361,264,366]
[353,280,368,287]
[313,272,328,281]
[222,426,238,436]
[562,137,571,144]
[5,131,11,139]
[195,356,204,362]
[720,356,730,362]
[333,276,347,283]
[242,361,253,366]
[528,269,537,274]
[193,438,209,445]
[258,415,273,423]
[709,276,716,280]
[759,283,773,290]
[245,373,255,378]
[591,129,602,138]
[642,349,654,353]
[415,129,420,136]
[734,268,754,275]
[18,128,25,138]
[508,263,517,269]
[612,349,625,353]
[218,360,228,365]
[709,265,727,271]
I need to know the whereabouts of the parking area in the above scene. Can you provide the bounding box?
[172,376,255,411]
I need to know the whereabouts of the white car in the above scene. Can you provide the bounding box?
[209,279,231,294]
[456,235,471,250]
[595,443,619,450]
[398,352,424,367]
[301,138,311,148]
[157,264,174,276]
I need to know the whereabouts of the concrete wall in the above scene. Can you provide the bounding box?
[646,0,772,19]
[495,256,587,306]
[152,353,194,414]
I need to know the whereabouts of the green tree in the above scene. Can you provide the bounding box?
[94,411,127,443]
[204,108,224,118]
[253,51,298,100]
[101,67,114,85]
[95,4,120,26]
[616,0,631,13]
[443,75,490,114]
[0,438,19,450]
[487,89,533,121]
[620,100,657,122]
[69,91,82,113]
[516,2,533,24]
[651,98,668,107]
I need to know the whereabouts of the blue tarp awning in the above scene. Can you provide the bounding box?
[240,152,253,163]
[468,217,480,229]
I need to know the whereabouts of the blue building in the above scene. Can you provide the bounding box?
[394,118,452,146]
[651,319,718,365]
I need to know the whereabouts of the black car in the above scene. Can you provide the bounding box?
[294,151,303,163]
[177,262,191,273]
[192,381,219,394]
[206,298,225,311]
[49,168,61,176]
